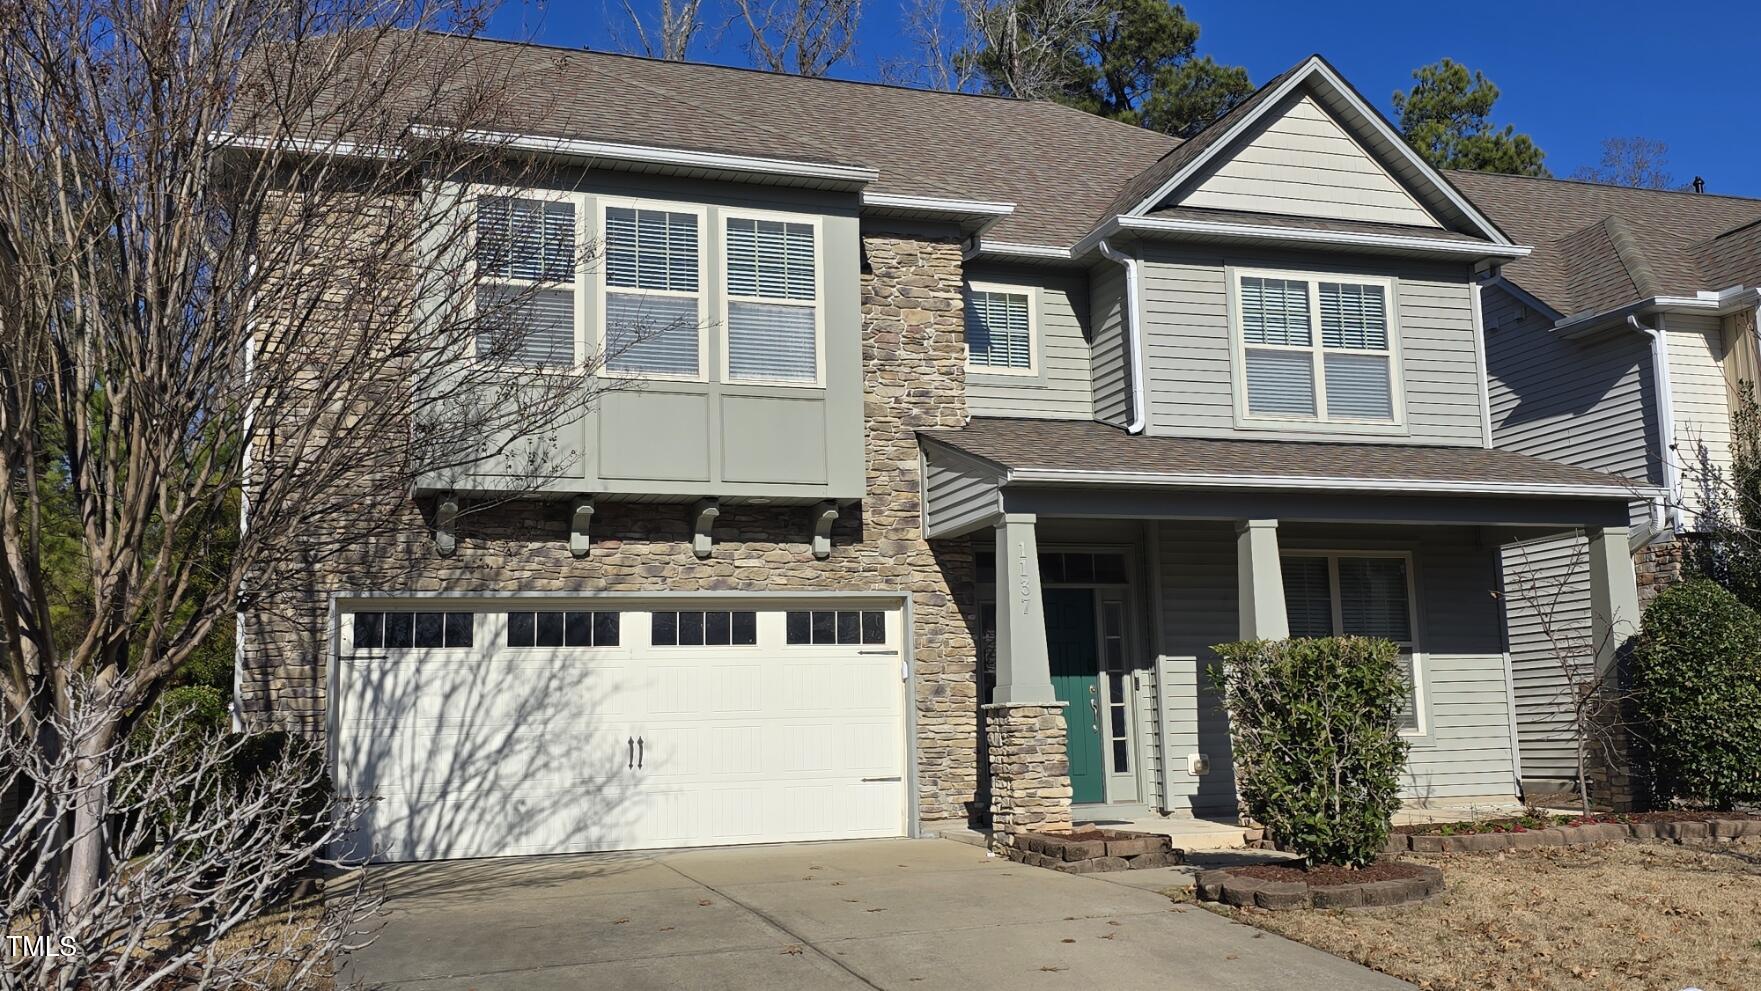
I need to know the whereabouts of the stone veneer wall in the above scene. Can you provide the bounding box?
[983,702,1073,846]
[238,229,985,824]
[1635,536,1685,609]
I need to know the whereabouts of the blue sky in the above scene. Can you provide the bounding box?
[489,0,1761,198]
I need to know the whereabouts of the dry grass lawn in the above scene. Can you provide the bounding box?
[1185,842,1761,991]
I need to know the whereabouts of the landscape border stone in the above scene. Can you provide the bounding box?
[1382,817,1761,853]
[1195,863,1444,912]
[997,828,1185,874]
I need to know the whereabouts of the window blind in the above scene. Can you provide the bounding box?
[1319,282,1388,350]
[605,292,699,376]
[1323,353,1394,419]
[1241,276,1311,346]
[965,290,1032,369]
[1280,556,1335,638]
[725,217,818,383]
[474,285,575,367]
[477,196,575,283]
[1245,350,1316,416]
[1338,556,1417,731]
[606,207,699,292]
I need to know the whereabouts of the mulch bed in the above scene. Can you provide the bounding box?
[1232,861,1424,887]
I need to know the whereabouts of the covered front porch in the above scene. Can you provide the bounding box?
[921,419,1647,838]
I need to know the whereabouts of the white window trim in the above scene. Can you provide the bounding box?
[1281,549,1427,737]
[468,184,588,374]
[596,196,711,383]
[718,206,827,388]
[1230,267,1407,429]
[964,281,1040,376]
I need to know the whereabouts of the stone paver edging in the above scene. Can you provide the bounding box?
[1002,828,1185,873]
[1386,817,1761,854]
[1196,864,1444,911]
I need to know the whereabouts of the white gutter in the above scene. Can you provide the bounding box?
[861,192,1014,217]
[1470,281,1494,448]
[412,125,879,185]
[1075,215,1532,262]
[1096,240,1148,434]
[968,240,1075,261]
[1007,466,1653,501]
[1628,314,1682,531]
[1554,286,1761,338]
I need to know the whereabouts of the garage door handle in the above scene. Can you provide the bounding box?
[628,737,635,769]
[637,736,644,769]
[862,776,902,782]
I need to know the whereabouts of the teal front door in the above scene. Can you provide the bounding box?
[1045,587,1106,805]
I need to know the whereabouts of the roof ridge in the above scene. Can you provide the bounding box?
[1600,215,1664,298]
[1451,168,1761,207]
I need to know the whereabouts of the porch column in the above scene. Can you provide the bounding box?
[992,513,1054,704]
[1236,519,1289,640]
[1586,525,1642,677]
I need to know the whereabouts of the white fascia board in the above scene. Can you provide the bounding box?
[214,132,401,160]
[415,125,879,185]
[1118,56,1515,248]
[967,239,1076,261]
[861,192,1015,217]
[1006,466,1653,501]
[1074,215,1531,261]
[1553,287,1761,339]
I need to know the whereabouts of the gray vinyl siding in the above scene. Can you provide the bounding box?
[921,446,1002,539]
[1151,520,1518,814]
[1483,284,1661,488]
[1135,244,1486,445]
[1089,262,1130,427]
[963,264,1094,419]
[1499,530,1594,787]
[1483,284,1659,790]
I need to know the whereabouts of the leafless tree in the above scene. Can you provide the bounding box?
[0,684,379,990]
[730,0,861,77]
[0,0,668,920]
[1500,541,1642,817]
[1570,136,1679,190]
[882,0,974,90]
[886,0,1102,97]
[620,0,706,60]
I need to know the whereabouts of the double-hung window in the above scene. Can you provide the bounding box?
[723,214,822,384]
[602,203,705,379]
[1281,552,1424,734]
[964,284,1035,373]
[474,193,579,368]
[1237,272,1398,424]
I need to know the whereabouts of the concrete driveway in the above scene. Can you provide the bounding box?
[343,838,1411,990]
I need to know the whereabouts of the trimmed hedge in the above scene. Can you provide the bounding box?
[1212,637,1410,867]
[1632,579,1761,810]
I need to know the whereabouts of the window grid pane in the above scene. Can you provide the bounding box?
[965,290,1032,369]
[605,207,699,293]
[726,218,815,301]
[1240,277,1311,347]
[1324,353,1394,420]
[1319,282,1388,350]
[477,196,575,283]
[1245,349,1316,416]
[728,300,817,382]
[475,285,575,367]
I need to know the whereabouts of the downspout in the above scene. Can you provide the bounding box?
[1096,240,1148,434]
[1628,314,1681,532]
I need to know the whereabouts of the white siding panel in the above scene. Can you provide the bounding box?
[1666,313,1733,526]
[1178,95,1441,228]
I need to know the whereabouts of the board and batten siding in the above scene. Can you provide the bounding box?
[1148,520,1519,814]
[961,264,1094,420]
[1135,245,1486,445]
[1664,312,1733,526]
[1089,261,1130,427]
[1177,93,1441,229]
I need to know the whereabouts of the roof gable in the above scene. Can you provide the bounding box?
[1113,55,1511,245]
[1176,92,1441,228]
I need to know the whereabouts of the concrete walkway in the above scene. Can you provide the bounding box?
[342,837,1411,990]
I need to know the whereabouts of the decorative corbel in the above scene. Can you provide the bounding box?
[435,492,459,558]
[811,501,839,560]
[569,496,596,558]
[691,498,720,559]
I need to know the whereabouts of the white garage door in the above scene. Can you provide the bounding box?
[332,600,907,862]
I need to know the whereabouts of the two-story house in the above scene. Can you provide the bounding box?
[1461,172,1761,804]
[244,41,1645,862]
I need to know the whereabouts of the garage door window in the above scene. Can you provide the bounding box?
[505,610,621,648]
[785,610,886,646]
[352,611,474,650]
[651,610,757,646]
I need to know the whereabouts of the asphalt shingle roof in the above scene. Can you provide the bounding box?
[923,418,1639,494]
[1446,170,1761,315]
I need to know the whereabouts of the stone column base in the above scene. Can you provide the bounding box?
[983,701,1072,851]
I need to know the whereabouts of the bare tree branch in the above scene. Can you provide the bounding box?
[620,0,705,60]
[730,0,861,77]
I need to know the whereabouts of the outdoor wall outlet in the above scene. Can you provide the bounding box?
[1187,753,1210,776]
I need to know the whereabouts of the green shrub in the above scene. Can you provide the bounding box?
[1632,579,1761,809]
[1212,637,1411,867]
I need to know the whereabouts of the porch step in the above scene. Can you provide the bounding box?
[1073,814,1249,852]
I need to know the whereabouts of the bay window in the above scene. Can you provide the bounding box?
[1237,271,1399,424]
[601,204,705,379]
[474,193,579,368]
[723,214,821,385]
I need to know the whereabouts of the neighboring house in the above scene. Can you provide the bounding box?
[243,44,1646,863]
[1458,171,1761,803]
